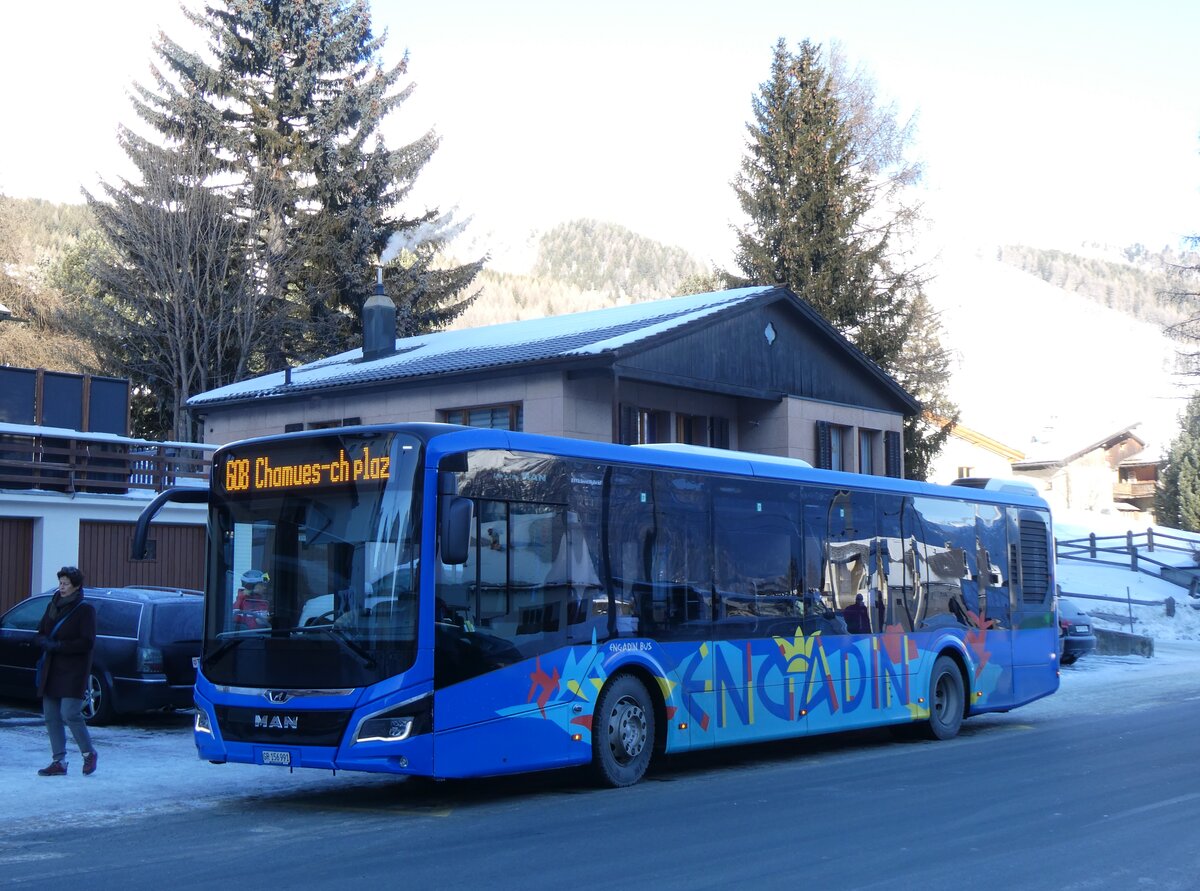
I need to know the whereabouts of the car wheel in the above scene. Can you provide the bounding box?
[592,674,655,787]
[82,671,115,726]
[925,655,964,740]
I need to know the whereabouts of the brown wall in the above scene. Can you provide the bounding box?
[0,518,34,613]
[79,521,205,591]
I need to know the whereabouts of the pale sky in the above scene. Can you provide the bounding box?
[2,1,1198,269]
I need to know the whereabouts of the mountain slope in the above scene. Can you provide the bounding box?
[925,245,1189,456]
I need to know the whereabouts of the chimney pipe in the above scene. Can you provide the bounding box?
[362,265,398,362]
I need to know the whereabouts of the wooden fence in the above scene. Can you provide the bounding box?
[0,431,211,494]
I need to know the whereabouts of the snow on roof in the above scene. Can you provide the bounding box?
[0,421,214,452]
[188,287,776,407]
[1014,421,1147,468]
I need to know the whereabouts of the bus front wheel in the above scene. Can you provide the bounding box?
[925,655,964,740]
[592,674,655,787]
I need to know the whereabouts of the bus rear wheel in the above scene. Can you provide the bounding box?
[925,655,964,740]
[592,674,655,787]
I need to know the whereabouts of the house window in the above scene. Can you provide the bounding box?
[637,409,670,444]
[676,414,709,446]
[859,429,879,475]
[285,417,361,433]
[307,417,361,431]
[619,405,731,447]
[817,421,853,471]
[957,466,974,479]
[441,403,523,431]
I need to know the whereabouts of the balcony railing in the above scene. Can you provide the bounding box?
[0,426,213,495]
[1113,480,1158,500]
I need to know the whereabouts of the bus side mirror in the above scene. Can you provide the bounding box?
[440,496,473,565]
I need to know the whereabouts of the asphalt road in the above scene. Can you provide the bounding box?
[3,671,1199,891]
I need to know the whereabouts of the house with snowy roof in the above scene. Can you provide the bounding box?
[188,285,920,475]
[1011,423,1155,518]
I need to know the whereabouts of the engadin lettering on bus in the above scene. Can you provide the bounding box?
[222,446,390,493]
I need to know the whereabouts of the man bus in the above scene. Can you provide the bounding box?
[136,423,1058,786]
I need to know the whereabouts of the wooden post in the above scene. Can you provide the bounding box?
[1147,527,1155,552]
[1127,587,1135,629]
[1166,596,1175,618]
[1089,532,1097,558]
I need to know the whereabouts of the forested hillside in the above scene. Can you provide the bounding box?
[0,196,92,269]
[4,194,1195,355]
[451,218,709,329]
[996,243,1195,331]
[0,197,95,372]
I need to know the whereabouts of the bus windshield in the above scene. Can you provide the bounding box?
[203,431,423,689]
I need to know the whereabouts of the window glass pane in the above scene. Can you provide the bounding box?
[859,430,875,475]
[825,490,878,628]
[150,602,202,645]
[977,504,1010,628]
[1,597,50,631]
[95,600,141,638]
[606,465,653,636]
[476,501,508,619]
[650,472,712,638]
[911,496,977,629]
[713,480,803,638]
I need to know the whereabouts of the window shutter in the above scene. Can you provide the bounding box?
[618,404,637,445]
[884,430,902,478]
[710,416,730,450]
[815,421,832,469]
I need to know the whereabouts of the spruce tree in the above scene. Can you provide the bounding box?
[732,39,955,478]
[128,0,481,366]
[1157,391,1200,531]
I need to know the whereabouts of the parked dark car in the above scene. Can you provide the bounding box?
[0,587,203,724]
[1058,597,1098,665]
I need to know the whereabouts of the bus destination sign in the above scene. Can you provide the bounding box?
[221,445,391,494]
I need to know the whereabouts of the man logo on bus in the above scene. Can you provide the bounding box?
[254,715,299,730]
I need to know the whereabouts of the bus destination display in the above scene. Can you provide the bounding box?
[221,445,390,494]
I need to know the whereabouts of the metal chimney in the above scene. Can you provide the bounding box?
[362,266,398,361]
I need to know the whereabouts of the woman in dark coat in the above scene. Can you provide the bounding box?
[35,566,99,777]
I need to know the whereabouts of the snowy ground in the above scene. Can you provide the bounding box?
[1054,515,1200,643]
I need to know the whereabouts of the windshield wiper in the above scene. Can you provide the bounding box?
[202,627,274,666]
[275,624,377,669]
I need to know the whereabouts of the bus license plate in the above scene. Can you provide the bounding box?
[261,750,291,766]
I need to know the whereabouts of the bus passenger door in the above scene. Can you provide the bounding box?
[973,504,1014,707]
[433,499,579,777]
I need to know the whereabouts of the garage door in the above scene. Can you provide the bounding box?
[0,518,34,613]
[79,520,205,590]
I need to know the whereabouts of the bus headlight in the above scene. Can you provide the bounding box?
[195,708,213,736]
[352,695,431,745]
[357,715,414,743]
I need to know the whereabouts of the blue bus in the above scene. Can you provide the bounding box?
[138,423,1059,786]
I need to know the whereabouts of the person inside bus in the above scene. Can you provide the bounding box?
[843,593,871,634]
[234,571,272,629]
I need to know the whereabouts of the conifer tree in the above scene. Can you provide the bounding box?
[127,0,481,366]
[732,39,955,478]
[1157,391,1200,531]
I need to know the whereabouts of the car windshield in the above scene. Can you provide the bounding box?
[203,431,423,689]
